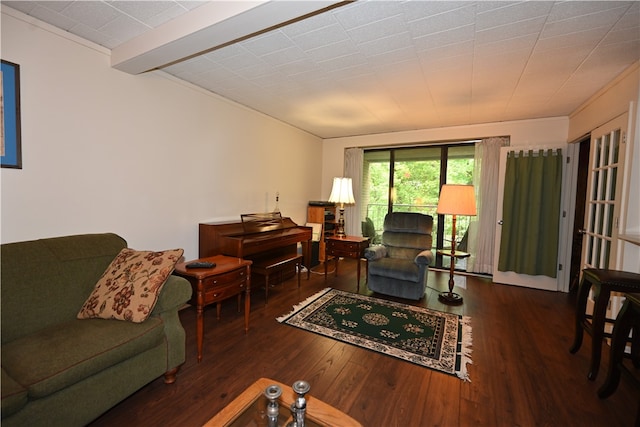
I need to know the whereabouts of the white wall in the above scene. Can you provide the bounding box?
[0,10,323,260]
[622,100,640,272]
[568,63,639,142]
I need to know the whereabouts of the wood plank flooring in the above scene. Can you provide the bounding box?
[90,259,639,426]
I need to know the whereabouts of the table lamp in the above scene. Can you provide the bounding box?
[436,184,476,304]
[328,177,355,237]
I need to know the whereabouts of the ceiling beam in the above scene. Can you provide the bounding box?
[111,0,349,74]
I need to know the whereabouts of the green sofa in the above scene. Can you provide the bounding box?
[1,233,192,427]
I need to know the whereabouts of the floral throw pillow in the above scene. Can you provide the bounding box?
[78,248,184,323]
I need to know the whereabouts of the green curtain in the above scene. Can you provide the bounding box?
[498,149,562,278]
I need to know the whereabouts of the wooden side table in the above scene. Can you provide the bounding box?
[174,255,252,362]
[436,249,470,305]
[325,235,370,290]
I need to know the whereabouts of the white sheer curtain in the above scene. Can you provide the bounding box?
[344,147,363,236]
[468,136,509,274]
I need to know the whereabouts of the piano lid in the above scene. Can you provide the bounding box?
[241,212,285,234]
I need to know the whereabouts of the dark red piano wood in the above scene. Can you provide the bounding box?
[199,215,312,287]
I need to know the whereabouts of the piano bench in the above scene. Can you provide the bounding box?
[252,254,303,304]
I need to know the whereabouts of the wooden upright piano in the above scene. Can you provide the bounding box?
[199,213,312,286]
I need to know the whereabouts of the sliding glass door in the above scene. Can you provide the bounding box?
[362,143,475,269]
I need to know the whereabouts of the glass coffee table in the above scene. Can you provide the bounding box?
[203,378,362,427]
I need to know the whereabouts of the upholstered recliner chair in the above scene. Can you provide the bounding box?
[364,212,434,300]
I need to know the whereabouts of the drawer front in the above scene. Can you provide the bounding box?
[201,268,248,303]
[203,281,247,304]
[328,241,365,258]
[203,268,246,288]
[332,249,361,258]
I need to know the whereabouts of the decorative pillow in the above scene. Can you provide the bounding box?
[77,248,184,323]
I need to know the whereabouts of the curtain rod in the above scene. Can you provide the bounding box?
[348,138,498,151]
[508,148,562,157]
[346,134,511,150]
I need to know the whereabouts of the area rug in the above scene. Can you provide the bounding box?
[277,288,472,381]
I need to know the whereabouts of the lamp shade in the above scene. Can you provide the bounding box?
[436,184,477,216]
[328,177,355,205]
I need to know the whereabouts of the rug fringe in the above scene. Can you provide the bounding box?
[457,315,473,382]
[276,287,332,323]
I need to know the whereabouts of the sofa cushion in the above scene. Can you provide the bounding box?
[1,317,164,399]
[77,248,183,323]
[1,368,28,417]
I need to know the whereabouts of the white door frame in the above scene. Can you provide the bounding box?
[580,113,629,271]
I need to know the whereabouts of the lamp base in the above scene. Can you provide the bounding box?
[438,291,463,305]
[335,207,346,237]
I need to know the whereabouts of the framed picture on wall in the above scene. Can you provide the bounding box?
[1,59,22,169]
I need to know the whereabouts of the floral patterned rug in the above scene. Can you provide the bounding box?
[277,288,472,381]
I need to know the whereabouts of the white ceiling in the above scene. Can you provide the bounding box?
[5,1,640,139]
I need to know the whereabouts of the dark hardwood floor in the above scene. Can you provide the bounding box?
[90,259,639,426]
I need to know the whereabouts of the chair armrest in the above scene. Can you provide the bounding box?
[415,249,434,266]
[364,245,387,261]
[152,275,192,314]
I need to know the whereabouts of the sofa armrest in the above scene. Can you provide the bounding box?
[152,275,192,314]
[151,275,192,372]
[364,245,387,261]
[414,249,434,266]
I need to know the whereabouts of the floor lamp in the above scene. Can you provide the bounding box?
[436,184,476,305]
[328,177,355,237]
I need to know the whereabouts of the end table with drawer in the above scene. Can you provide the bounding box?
[324,235,370,290]
[174,255,252,362]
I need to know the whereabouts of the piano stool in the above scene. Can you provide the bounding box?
[252,253,306,304]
